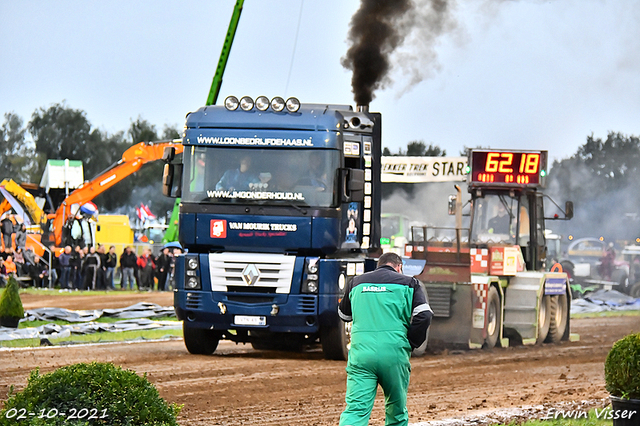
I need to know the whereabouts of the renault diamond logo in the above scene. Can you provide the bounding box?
[242,264,260,286]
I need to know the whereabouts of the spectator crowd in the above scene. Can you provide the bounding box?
[0,213,181,291]
[1,244,180,291]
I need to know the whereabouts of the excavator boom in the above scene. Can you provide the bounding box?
[53,139,183,246]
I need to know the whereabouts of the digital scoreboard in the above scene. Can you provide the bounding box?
[469,149,547,188]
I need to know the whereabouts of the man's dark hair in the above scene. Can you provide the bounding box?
[377,252,403,268]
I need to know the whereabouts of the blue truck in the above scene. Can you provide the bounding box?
[162,97,381,359]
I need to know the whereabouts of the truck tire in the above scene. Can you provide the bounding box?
[484,286,501,349]
[183,324,221,355]
[536,295,551,345]
[321,321,351,360]
[546,294,568,343]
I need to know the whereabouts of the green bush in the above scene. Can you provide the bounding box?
[0,362,181,425]
[604,332,640,400]
[0,275,24,320]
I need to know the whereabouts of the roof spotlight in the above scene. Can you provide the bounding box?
[255,96,270,111]
[240,96,254,111]
[224,96,239,111]
[271,97,285,112]
[285,97,300,112]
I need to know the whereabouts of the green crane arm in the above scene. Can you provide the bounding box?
[164,1,244,244]
[206,0,245,106]
[162,198,181,244]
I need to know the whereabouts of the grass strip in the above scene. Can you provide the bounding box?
[0,328,183,348]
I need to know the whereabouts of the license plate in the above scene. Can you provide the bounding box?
[234,315,267,326]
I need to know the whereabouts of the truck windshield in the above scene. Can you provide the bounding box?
[182,147,340,208]
[471,193,518,244]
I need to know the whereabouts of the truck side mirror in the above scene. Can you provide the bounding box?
[340,168,365,203]
[565,201,574,220]
[163,163,183,198]
[448,195,457,215]
[163,147,176,162]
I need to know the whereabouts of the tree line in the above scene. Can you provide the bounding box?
[0,102,180,218]
[3,103,638,242]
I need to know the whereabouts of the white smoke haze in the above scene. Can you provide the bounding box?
[544,160,640,247]
[382,182,471,236]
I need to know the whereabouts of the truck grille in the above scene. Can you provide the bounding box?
[185,292,202,310]
[297,296,317,314]
[209,252,296,294]
[424,286,452,318]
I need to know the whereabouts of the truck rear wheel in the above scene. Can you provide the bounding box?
[321,321,351,360]
[183,324,221,355]
[484,286,501,349]
[546,294,568,343]
[536,295,551,344]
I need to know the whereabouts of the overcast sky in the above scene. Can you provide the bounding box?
[2,1,639,163]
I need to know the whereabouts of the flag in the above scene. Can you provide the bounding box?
[141,203,156,220]
[80,201,99,217]
[137,203,156,223]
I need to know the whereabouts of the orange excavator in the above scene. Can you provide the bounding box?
[52,139,183,247]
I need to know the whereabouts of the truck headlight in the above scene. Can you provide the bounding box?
[187,257,198,270]
[224,96,239,111]
[270,97,285,112]
[240,96,254,111]
[255,96,270,111]
[307,258,319,274]
[186,277,201,290]
[286,97,300,112]
[302,257,319,294]
[306,281,318,293]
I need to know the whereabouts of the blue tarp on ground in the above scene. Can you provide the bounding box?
[571,289,640,314]
[0,303,178,342]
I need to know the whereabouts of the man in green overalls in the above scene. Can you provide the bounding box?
[338,252,432,426]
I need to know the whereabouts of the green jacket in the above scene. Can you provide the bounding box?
[338,265,432,356]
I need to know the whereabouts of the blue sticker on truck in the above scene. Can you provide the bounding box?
[545,277,567,295]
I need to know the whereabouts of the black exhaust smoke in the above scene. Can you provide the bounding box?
[342,0,455,106]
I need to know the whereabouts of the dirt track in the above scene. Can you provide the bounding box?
[2,292,639,425]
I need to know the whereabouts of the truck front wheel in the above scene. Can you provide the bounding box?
[546,294,568,343]
[183,323,221,355]
[321,321,351,360]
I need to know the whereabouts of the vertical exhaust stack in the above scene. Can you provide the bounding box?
[356,105,369,113]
